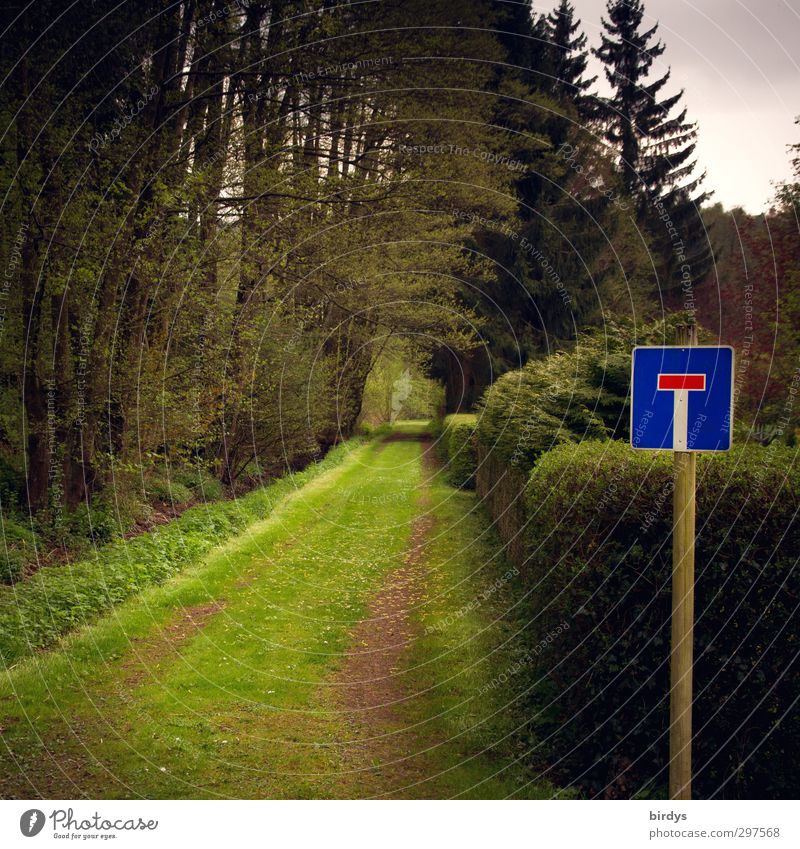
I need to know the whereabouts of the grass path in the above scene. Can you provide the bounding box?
[0,423,558,799]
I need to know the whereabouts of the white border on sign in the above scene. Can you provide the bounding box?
[629,345,735,452]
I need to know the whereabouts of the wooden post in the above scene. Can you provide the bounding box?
[669,322,697,800]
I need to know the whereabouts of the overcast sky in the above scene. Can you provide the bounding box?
[559,0,800,212]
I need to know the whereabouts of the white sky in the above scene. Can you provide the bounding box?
[560,0,800,212]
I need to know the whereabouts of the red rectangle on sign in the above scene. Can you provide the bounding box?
[658,373,706,391]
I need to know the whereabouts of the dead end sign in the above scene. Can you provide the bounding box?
[631,346,734,452]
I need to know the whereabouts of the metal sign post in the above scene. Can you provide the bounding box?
[630,326,734,800]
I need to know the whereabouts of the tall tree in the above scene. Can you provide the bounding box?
[776,115,800,209]
[545,0,596,115]
[594,0,711,291]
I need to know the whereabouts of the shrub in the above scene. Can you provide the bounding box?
[474,444,529,564]
[0,518,37,584]
[518,440,800,799]
[55,497,120,545]
[426,416,444,442]
[145,471,194,505]
[0,458,23,509]
[438,414,478,489]
[475,316,692,475]
[0,548,24,584]
[171,464,224,501]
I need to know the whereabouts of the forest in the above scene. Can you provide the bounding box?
[2,0,797,554]
[0,0,798,803]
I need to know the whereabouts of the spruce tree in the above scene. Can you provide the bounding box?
[545,0,596,114]
[467,2,641,354]
[594,0,711,289]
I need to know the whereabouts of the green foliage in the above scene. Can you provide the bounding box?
[0,438,362,664]
[359,341,445,426]
[690,201,799,429]
[475,315,704,474]
[544,0,596,111]
[3,0,503,524]
[54,498,120,546]
[0,549,23,585]
[170,465,225,502]
[0,458,22,509]
[775,115,800,208]
[144,472,194,506]
[438,414,479,489]
[358,422,392,439]
[519,440,800,798]
[594,0,711,290]
[426,416,445,441]
[1,473,210,588]
[0,517,35,584]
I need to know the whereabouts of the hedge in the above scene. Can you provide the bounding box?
[516,440,799,798]
[475,317,690,475]
[0,438,363,667]
[436,414,479,489]
[474,445,529,565]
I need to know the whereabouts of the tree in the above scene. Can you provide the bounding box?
[775,115,800,209]
[0,0,529,513]
[594,0,711,291]
[425,0,660,413]
[545,0,596,115]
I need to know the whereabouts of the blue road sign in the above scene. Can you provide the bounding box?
[631,346,734,451]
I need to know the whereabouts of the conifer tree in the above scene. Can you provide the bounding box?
[594,0,711,289]
[545,0,596,114]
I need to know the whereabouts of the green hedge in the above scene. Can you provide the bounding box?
[437,415,478,489]
[474,445,529,565]
[475,317,690,475]
[518,440,799,798]
[0,438,362,667]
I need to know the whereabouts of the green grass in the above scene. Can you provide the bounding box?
[0,438,365,666]
[443,413,478,428]
[0,425,558,799]
[392,419,433,436]
[397,462,565,798]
